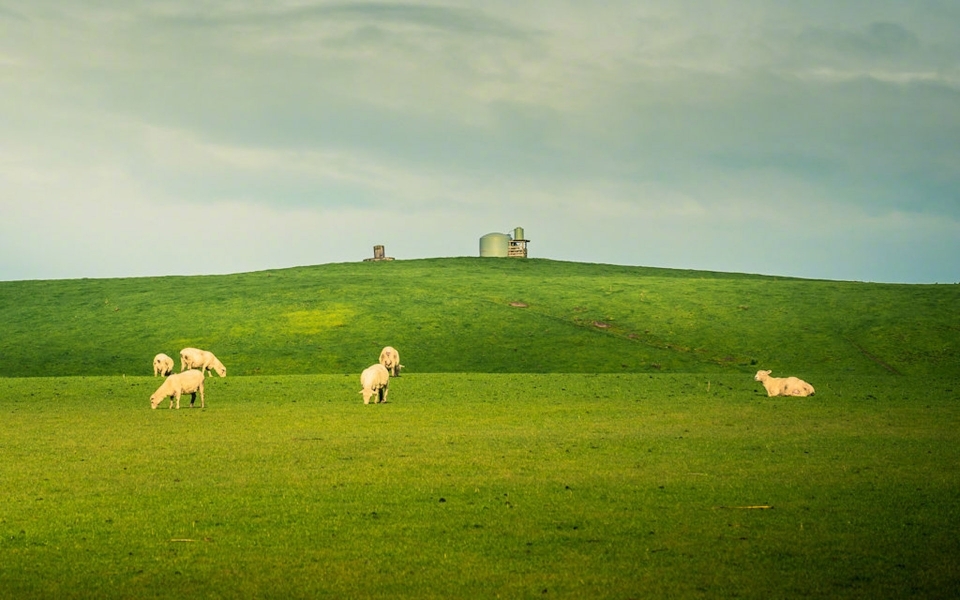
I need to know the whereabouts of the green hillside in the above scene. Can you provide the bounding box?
[1,258,957,377]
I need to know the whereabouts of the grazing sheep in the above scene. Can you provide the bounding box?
[360,363,390,404]
[180,347,226,378]
[754,370,815,397]
[378,346,404,377]
[153,353,174,377]
[151,369,205,409]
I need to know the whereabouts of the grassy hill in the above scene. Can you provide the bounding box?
[3,259,959,598]
[1,257,957,377]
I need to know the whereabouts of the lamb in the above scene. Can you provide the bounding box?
[180,347,227,378]
[153,353,174,377]
[378,346,404,377]
[360,363,390,404]
[754,370,815,397]
[150,369,206,409]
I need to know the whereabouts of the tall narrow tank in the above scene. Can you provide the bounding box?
[513,227,524,241]
[479,232,510,257]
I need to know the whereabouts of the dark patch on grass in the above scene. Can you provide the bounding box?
[844,337,902,375]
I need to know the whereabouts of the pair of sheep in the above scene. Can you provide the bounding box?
[150,348,226,409]
[754,370,815,397]
[153,348,226,379]
[359,346,404,404]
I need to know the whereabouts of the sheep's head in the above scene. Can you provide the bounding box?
[754,370,771,381]
[360,389,375,404]
[150,393,163,409]
[216,365,226,377]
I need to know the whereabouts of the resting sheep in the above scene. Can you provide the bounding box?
[153,353,174,377]
[378,346,404,377]
[360,363,390,404]
[754,370,815,397]
[151,369,206,409]
[180,347,226,378]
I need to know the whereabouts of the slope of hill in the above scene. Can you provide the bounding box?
[0,258,957,377]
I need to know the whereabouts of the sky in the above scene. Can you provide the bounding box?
[1,1,958,283]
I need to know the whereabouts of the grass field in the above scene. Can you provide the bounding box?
[1,258,959,598]
[1,258,957,378]
[1,373,959,598]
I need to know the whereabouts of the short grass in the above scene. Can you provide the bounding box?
[2,374,958,598]
[1,258,958,378]
[2,258,958,597]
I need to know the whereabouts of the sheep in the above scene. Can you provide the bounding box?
[180,347,226,378]
[150,369,205,409]
[378,346,404,377]
[153,353,174,377]
[754,370,815,397]
[360,363,390,404]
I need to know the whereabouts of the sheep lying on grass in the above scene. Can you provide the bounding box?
[153,353,174,377]
[151,369,205,409]
[754,370,815,397]
[180,347,226,378]
[378,346,404,377]
[360,363,390,404]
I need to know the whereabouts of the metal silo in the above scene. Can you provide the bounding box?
[479,232,510,257]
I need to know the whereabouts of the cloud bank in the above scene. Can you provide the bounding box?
[1,1,958,282]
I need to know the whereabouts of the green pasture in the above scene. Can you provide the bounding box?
[1,258,959,597]
[1,373,959,598]
[1,258,957,378]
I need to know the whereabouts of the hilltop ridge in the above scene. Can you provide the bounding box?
[0,258,956,377]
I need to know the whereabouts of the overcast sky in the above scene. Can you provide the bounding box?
[2,1,958,283]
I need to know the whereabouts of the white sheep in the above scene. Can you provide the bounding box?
[360,363,390,404]
[153,353,174,377]
[180,347,226,378]
[150,369,206,409]
[754,370,815,397]
[378,346,404,377]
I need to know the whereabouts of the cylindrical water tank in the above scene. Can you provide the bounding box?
[479,232,510,257]
[513,227,524,241]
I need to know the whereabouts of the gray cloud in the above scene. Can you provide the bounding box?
[798,22,920,63]
[1,1,958,282]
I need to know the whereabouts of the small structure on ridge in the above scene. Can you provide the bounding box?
[479,227,529,258]
[364,245,394,262]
